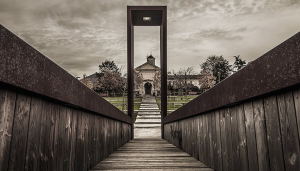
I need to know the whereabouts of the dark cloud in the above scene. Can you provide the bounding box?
[0,0,300,76]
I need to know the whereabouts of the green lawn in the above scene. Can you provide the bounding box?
[104,96,142,122]
[156,95,198,113]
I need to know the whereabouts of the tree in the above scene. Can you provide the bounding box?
[200,55,231,83]
[98,60,121,76]
[172,67,195,98]
[94,60,123,95]
[153,70,161,96]
[198,69,216,92]
[134,70,143,91]
[233,55,246,70]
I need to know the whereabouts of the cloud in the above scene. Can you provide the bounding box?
[0,0,300,76]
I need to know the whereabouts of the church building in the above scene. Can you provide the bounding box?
[134,54,160,96]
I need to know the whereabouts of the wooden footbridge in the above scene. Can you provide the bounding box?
[1,19,300,171]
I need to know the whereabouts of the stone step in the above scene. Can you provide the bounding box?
[136,110,161,112]
[137,117,161,119]
[139,107,159,109]
[135,122,161,124]
[137,112,161,115]
[134,124,161,128]
[135,118,161,122]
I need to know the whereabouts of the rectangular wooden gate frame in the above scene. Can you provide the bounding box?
[127,6,167,139]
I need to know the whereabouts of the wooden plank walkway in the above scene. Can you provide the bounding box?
[90,138,213,171]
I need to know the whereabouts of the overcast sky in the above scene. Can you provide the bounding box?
[1,0,300,77]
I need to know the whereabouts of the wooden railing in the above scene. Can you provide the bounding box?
[0,24,132,171]
[163,32,300,171]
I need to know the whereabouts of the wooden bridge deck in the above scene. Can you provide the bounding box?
[90,138,213,171]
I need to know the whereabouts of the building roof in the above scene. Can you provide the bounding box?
[135,62,160,71]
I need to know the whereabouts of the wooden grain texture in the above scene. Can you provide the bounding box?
[69,109,77,171]
[236,104,249,171]
[90,138,213,171]
[208,114,214,169]
[8,94,31,171]
[215,110,223,171]
[230,106,240,171]
[0,86,132,171]
[39,100,51,171]
[199,115,204,163]
[0,88,16,171]
[293,89,300,142]
[204,114,210,166]
[253,99,270,171]
[48,102,59,171]
[62,107,72,171]
[225,108,233,171]
[220,109,228,171]
[75,111,85,171]
[211,112,217,171]
[25,97,43,171]
[264,95,285,171]
[244,101,259,171]
[277,92,300,171]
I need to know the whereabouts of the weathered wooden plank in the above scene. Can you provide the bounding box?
[48,103,59,171]
[69,109,77,171]
[211,112,216,170]
[90,138,213,171]
[84,112,89,171]
[199,115,204,163]
[264,95,285,171]
[230,106,240,171]
[0,88,16,171]
[62,107,72,171]
[294,89,300,142]
[208,113,214,168]
[225,108,233,171]
[236,104,249,171]
[253,99,270,171]
[88,114,95,169]
[25,97,43,171]
[294,89,300,145]
[215,110,223,171]
[244,101,259,171]
[278,92,300,170]
[8,93,31,171]
[203,114,209,166]
[75,111,85,171]
[56,106,67,170]
[220,109,228,171]
[39,100,51,171]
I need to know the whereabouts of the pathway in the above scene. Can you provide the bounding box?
[134,95,161,138]
[90,138,213,171]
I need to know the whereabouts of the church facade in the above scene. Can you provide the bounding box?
[134,55,202,96]
[134,55,160,96]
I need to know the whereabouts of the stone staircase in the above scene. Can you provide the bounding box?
[134,95,161,138]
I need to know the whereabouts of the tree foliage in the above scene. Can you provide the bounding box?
[200,55,231,83]
[233,55,246,70]
[171,67,195,97]
[94,60,124,95]
[134,70,143,90]
[198,69,216,90]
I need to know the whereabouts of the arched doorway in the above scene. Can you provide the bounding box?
[144,82,152,95]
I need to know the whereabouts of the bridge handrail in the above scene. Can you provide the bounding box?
[163,31,300,124]
[0,24,132,124]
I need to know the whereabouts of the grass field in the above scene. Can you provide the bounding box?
[103,96,142,122]
[156,95,198,112]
